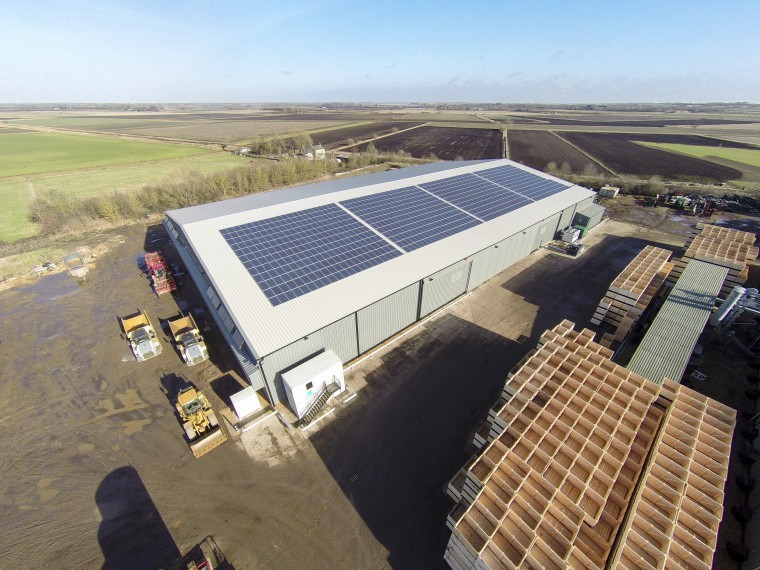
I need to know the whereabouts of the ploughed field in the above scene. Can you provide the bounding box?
[346,126,503,160]
[311,122,425,149]
[492,115,759,127]
[508,130,611,174]
[560,132,746,181]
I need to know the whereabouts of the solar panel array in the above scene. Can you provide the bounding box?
[341,186,480,252]
[418,173,533,221]
[476,164,570,201]
[221,164,574,305]
[220,204,402,306]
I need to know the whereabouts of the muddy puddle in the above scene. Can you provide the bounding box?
[714,217,760,234]
[0,272,85,322]
[24,272,84,303]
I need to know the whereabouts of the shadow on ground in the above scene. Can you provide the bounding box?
[311,314,525,569]
[210,372,247,409]
[96,466,180,569]
[501,234,679,341]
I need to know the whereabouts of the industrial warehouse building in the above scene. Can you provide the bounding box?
[164,159,601,407]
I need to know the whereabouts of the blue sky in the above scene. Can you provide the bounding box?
[1,0,758,103]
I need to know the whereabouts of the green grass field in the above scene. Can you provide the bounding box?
[0,131,206,177]
[0,149,249,242]
[637,142,760,168]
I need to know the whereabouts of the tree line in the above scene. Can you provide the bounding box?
[27,151,426,239]
[242,131,314,155]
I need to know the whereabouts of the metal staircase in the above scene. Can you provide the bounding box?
[300,379,341,426]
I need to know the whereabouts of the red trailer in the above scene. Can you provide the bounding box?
[144,251,177,295]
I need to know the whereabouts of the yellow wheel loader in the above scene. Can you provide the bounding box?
[175,386,227,458]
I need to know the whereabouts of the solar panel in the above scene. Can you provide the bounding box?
[475,164,571,202]
[418,174,533,221]
[340,186,481,252]
[220,204,402,306]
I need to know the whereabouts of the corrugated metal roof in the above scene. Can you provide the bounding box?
[576,202,605,218]
[627,259,728,384]
[167,159,594,357]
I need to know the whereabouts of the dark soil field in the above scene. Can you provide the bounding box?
[554,117,759,127]
[561,132,744,180]
[583,132,759,149]
[508,130,611,174]
[347,126,503,160]
[496,116,759,128]
[311,122,424,149]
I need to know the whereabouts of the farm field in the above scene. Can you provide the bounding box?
[2,105,759,247]
[7,117,355,144]
[310,121,425,149]
[592,132,758,148]
[560,131,744,181]
[638,142,760,184]
[507,116,759,127]
[637,143,760,168]
[346,126,503,160]
[0,127,34,134]
[508,130,610,174]
[0,151,249,242]
[119,119,355,144]
[0,131,206,177]
[9,116,198,131]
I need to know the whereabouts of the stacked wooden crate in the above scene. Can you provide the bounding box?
[608,378,735,570]
[444,320,736,570]
[670,224,758,297]
[590,246,673,345]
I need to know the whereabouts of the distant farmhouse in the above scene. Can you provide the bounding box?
[303,144,325,160]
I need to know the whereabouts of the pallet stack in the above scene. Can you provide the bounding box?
[590,246,673,345]
[670,224,758,297]
[444,320,735,570]
[608,378,734,569]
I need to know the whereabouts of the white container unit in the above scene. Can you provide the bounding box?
[561,227,581,243]
[230,385,263,420]
[281,350,345,419]
[599,185,620,198]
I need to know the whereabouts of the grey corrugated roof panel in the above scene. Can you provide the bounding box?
[627,259,728,385]
[169,159,594,357]
[166,160,491,226]
[171,234,260,377]
[577,202,605,217]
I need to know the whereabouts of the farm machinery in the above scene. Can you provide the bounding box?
[145,251,177,295]
[120,310,162,362]
[162,536,227,570]
[175,385,227,458]
[168,313,209,366]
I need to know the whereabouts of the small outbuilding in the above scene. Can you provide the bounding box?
[281,350,345,420]
[572,202,606,231]
[230,385,263,420]
[303,144,325,160]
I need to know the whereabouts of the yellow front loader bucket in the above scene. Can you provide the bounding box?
[188,425,228,458]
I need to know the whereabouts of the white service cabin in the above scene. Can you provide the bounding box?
[281,350,345,419]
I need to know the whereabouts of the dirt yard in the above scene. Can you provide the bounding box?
[0,214,752,569]
[0,224,387,569]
